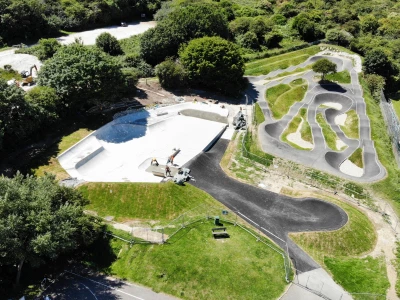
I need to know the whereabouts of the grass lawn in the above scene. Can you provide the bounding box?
[288,192,387,298]
[340,109,359,139]
[245,46,320,76]
[0,68,22,81]
[254,102,265,125]
[266,79,308,119]
[349,148,363,168]
[88,220,288,300]
[324,70,351,84]
[392,100,400,121]
[266,65,312,81]
[316,113,343,151]
[281,108,313,150]
[79,182,224,223]
[290,198,376,262]
[325,256,389,299]
[32,128,93,180]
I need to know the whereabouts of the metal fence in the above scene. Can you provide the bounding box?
[106,203,292,283]
[380,90,400,167]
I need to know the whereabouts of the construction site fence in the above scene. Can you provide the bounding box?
[246,103,400,236]
[380,90,400,167]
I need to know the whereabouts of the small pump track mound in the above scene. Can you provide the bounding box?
[250,53,385,182]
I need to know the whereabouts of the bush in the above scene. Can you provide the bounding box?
[37,38,61,60]
[180,36,245,96]
[364,74,385,103]
[155,59,187,89]
[325,29,353,47]
[124,54,154,77]
[236,32,259,50]
[96,33,123,56]
[264,31,283,48]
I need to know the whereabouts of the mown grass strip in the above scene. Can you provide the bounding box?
[79,182,223,223]
[0,68,22,81]
[316,113,341,151]
[324,70,351,84]
[87,220,288,300]
[324,256,389,299]
[266,65,312,81]
[254,103,265,125]
[340,109,359,139]
[348,148,363,168]
[267,80,308,119]
[290,197,376,262]
[245,46,320,76]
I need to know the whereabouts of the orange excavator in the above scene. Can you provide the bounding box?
[19,65,37,86]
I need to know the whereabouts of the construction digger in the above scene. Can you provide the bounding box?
[18,65,37,86]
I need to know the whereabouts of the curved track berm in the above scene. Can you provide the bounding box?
[184,139,348,272]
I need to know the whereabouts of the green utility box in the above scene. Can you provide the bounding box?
[214,216,220,226]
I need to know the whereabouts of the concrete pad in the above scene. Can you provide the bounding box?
[58,103,228,182]
[55,21,156,45]
[0,50,42,73]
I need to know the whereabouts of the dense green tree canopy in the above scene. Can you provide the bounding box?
[38,44,125,108]
[155,59,187,89]
[364,49,392,77]
[180,36,245,95]
[140,3,229,65]
[96,32,123,56]
[0,81,44,150]
[312,58,337,80]
[0,173,102,285]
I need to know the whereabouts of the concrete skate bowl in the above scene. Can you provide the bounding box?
[180,109,228,124]
[58,103,229,182]
[96,123,148,143]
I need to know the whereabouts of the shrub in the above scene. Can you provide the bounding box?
[96,33,123,56]
[155,59,187,89]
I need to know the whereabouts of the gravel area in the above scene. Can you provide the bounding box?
[287,118,314,149]
[56,21,156,45]
[334,113,347,126]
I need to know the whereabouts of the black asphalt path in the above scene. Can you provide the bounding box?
[184,138,348,273]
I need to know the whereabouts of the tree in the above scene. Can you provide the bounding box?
[364,49,392,77]
[0,173,102,286]
[364,74,385,103]
[37,38,61,61]
[95,32,123,56]
[38,44,126,108]
[292,14,324,42]
[0,80,42,150]
[180,36,245,95]
[312,58,337,80]
[140,3,229,65]
[236,31,259,50]
[155,58,187,89]
[25,86,60,121]
[264,30,283,48]
[360,14,379,34]
[325,29,353,46]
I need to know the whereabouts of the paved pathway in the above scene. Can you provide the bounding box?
[184,138,347,273]
[45,269,177,300]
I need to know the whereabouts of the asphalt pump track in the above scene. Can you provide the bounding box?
[184,138,348,273]
[249,54,385,182]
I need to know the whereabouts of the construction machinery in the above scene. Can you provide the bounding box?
[19,65,37,86]
[233,110,246,130]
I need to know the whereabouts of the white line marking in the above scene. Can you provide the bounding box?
[237,212,259,226]
[80,283,99,300]
[65,270,145,300]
